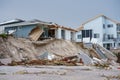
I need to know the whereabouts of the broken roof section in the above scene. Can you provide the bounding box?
[61,26,77,32]
[1,19,53,27]
[3,19,77,41]
[0,19,25,26]
[2,19,76,31]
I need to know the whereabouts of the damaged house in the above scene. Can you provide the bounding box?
[0,19,77,41]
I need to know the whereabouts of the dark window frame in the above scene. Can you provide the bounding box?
[94,33,99,38]
[103,24,105,29]
[107,24,113,28]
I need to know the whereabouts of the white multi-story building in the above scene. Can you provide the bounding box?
[76,15,120,50]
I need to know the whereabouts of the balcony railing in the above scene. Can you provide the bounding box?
[103,38,120,42]
[103,38,114,41]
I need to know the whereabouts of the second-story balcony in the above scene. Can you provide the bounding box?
[103,38,120,42]
[103,38,114,42]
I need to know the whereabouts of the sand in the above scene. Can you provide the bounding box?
[0,65,119,80]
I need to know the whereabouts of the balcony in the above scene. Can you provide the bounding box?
[103,38,114,42]
[103,38,120,42]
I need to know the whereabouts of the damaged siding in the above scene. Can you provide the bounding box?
[57,28,62,39]
[5,25,36,38]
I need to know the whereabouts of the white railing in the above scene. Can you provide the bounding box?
[103,38,114,41]
[103,38,120,42]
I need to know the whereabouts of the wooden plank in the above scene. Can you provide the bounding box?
[29,27,43,41]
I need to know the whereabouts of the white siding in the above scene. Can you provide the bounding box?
[103,18,117,38]
[71,32,76,41]
[65,30,71,40]
[0,26,4,34]
[83,17,103,43]
[57,28,76,41]
[57,28,62,39]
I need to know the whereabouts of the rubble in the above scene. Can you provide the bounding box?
[7,59,77,66]
[0,58,12,65]
[0,61,4,66]
[13,68,67,75]
[77,52,93,65]
[101,74,120,80]
[37,52,55,60]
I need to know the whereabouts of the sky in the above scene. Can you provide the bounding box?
[0,0,120,28]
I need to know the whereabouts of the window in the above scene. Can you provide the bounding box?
[82,30,85,37]
[119,43,120,46]
[107,24,113,28]
[18,26,22,30]
[108,34,114,39]
[94,33,99,38]
[111,34,114,39]
[82,29,92,38]
[103,24,105,29]
[86,30,89,37]
[77,35,81,39]
[117,26,120,31]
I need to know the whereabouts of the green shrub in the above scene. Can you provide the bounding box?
[0,33,7,38]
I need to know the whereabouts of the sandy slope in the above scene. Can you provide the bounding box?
[0,37,85,61]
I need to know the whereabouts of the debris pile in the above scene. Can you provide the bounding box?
[7,59,77,66]
[0,61,4,66]
[101,74,120,80]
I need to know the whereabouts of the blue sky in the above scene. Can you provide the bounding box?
[0,0,120,28]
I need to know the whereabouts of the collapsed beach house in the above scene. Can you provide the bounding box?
[0,19,77,41]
